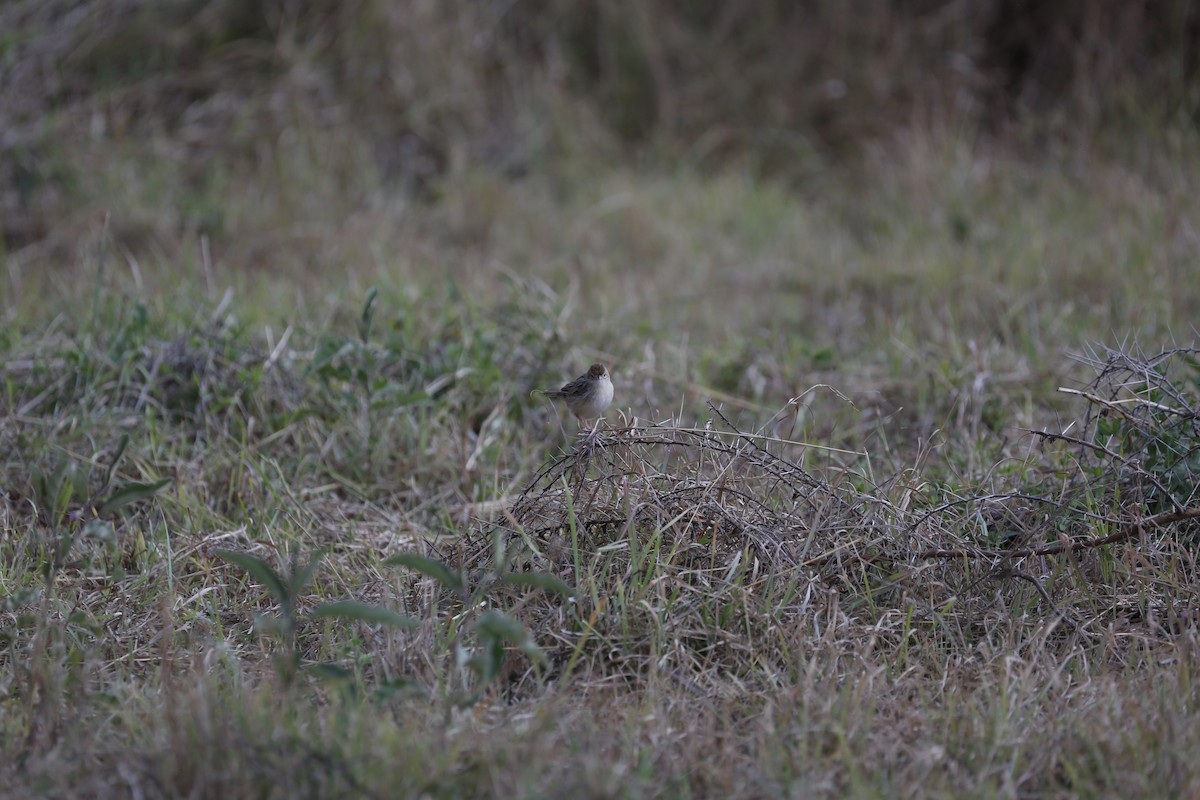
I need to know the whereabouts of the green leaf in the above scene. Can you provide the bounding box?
[502,572,576,597]
[269,407,322,429]
[306,662,355,682]
[308,662,364,699]
[99,478,171,515]
[306,339,359,380]
[475,609,526,641]
[103,434,130,490]
[311,600,419,629]
[289,549,327,595]
[215,549,289,604]
[475,609,547,665]
[254,614,289,638]
[383,552,463,591]
[67,609,103,637]
[373,677,424,702]
[0,588,41,613]
[359,286,379,343]
[469,638,506,684]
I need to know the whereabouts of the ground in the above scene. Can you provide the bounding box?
[3,4,1200,797]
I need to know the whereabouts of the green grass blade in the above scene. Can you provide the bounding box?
[383,552,464,591]
[311,600,419,629]
[501,572,576,598]
[98,478,171,515]
[214,550,289,604]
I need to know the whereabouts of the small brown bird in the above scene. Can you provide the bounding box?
[536,363,613,424]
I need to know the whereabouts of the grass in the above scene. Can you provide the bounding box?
[4,136,1200,797]
[4,3,1200,794]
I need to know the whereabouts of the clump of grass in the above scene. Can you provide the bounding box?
[1071,345,1200,515]
[422,346,1200,707]
[4,270,1200,796]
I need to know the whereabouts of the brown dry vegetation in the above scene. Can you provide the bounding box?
[3,2,1200,798]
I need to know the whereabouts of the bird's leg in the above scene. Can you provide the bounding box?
[581,416,603,442]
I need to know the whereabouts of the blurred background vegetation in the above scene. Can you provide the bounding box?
[4,0,1198,275]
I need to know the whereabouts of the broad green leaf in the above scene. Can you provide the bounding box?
[311,600,419,629]
[502,572,576,597]
[215,549,289,603]
[475,609,547,665]
[470,638,506,684]
[383,552,463,591]
[306,662,354,682]
[99,478,171,515]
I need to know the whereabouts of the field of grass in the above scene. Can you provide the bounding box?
[4,3,1200,798]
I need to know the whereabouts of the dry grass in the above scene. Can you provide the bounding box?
[6,290,1199,797]
[4,2,1200,797]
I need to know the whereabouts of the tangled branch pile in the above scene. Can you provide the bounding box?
[444,346,1200,690]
